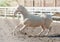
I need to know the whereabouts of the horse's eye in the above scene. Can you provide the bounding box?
[18,12,21,14]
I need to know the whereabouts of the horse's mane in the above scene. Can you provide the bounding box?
[17,5,29,15]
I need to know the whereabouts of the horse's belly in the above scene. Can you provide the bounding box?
[24,18,44,27]
[29,21,42,27]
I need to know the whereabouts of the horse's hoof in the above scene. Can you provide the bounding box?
[49,27,52,31]
[24,33,27,35]
[28,35,32,37]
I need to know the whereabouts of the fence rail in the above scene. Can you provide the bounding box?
[0,7,60,19]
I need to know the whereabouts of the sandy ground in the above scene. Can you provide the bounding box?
[0,18,60,42]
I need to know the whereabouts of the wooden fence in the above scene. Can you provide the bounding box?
[16,0,60,7]
[0,7,60,18]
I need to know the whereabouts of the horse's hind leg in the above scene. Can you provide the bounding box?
[41,26,51,36]
[41,25,50,36]
[36,24,49,36]
[45,26,52,35]
[43,29,49,36]
[35,28,44,36]
[35,25,45,36]
[43,24,52,36]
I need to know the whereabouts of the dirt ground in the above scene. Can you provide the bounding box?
[0,18,60,42]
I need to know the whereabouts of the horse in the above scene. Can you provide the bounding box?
[13,5,53,36]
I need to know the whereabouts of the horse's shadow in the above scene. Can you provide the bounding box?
[47,34,60,38]
[28,34,60,38]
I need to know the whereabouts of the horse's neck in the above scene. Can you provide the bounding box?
[21,11,29,18]
[19,7,29,18]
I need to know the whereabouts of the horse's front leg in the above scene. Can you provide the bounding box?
[20,25,27,31]
[13,23,23,33]
[12,24,26,36]
[19,18,29,31]
[15,23,23,29]
[11,21,23,35]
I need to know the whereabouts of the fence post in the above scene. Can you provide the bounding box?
[5,8,7,18]
[54,0,56,7]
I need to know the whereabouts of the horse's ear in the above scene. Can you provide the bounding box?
[17,5,23,10]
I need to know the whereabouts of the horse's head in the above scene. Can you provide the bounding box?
[14,5,28,16]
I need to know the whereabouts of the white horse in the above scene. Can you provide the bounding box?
[14,5,53,36]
